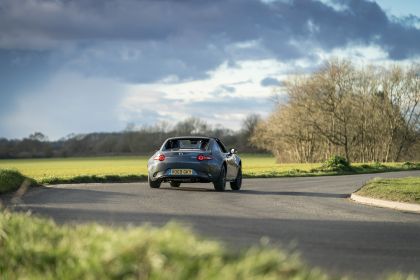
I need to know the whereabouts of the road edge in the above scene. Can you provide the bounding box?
[350,193,420,213]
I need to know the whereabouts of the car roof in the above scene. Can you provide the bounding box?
[166,136,214,141]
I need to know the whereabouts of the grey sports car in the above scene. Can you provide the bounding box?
[147,136,242,191]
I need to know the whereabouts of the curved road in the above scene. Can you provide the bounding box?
[5,170,420,278]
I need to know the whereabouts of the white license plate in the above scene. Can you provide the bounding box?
[171,169,193,175]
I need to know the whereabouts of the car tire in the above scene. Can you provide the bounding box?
[230,167,242,191]
[213,165,226,192]
[170,182,181,187]
[148,174,161,188]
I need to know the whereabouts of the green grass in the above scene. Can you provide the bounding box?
[0,211,328,280]
[0,156,149,184]
[0,169,34,193]
[0,155,418,185]
[356,177,420,204]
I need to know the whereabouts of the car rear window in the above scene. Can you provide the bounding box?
[164,138,210,151]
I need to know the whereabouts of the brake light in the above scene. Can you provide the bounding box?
[197,154,212,161]
[154,154,165,161]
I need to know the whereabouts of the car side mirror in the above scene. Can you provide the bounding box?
[230,148,237,154]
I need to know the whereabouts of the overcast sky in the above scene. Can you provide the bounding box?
[0,0,419,140]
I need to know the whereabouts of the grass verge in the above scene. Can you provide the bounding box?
[38,174,148,185]
[356,177,420,204]
[0,211,327,280]
[0,169,35,194]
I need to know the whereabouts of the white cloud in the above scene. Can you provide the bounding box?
[118,60,286,129]
[321,44,389,61]
[314,43,420,67]
[316,0,350,12]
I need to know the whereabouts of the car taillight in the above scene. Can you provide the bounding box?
[154,154,165,161]
[197,154,212,161]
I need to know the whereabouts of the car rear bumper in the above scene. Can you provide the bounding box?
[148,160,220,183]
[158,174,213,183]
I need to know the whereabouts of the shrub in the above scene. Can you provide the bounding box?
[402,161,414,167]
[0,169,32,194]
[372,161,387,169]
[287,169,304,175]
[320,155,352,172]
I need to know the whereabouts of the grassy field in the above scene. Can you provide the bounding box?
[0,154,418,185]
[356,177,420,204]
[0,156,151,184]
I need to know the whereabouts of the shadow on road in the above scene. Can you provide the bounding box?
[161,186,349,198]
[4,186,134,205]
[160,186,214,192]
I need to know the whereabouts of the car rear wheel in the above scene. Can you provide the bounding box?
[230,167,242,190]
[213,165,226,192]
[170,182,181,187]
[148,174,161,188]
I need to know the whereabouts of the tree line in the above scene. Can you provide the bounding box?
[0,116,263,159]
[252,59,420,163]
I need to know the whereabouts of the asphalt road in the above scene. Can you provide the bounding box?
[4,170,420,279]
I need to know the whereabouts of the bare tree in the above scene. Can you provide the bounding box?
[253,59,420,163]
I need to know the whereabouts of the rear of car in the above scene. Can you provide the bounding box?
[148,138,219,183]
[147,136,242,191]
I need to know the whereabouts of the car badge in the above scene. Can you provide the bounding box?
[178,152,183,155]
